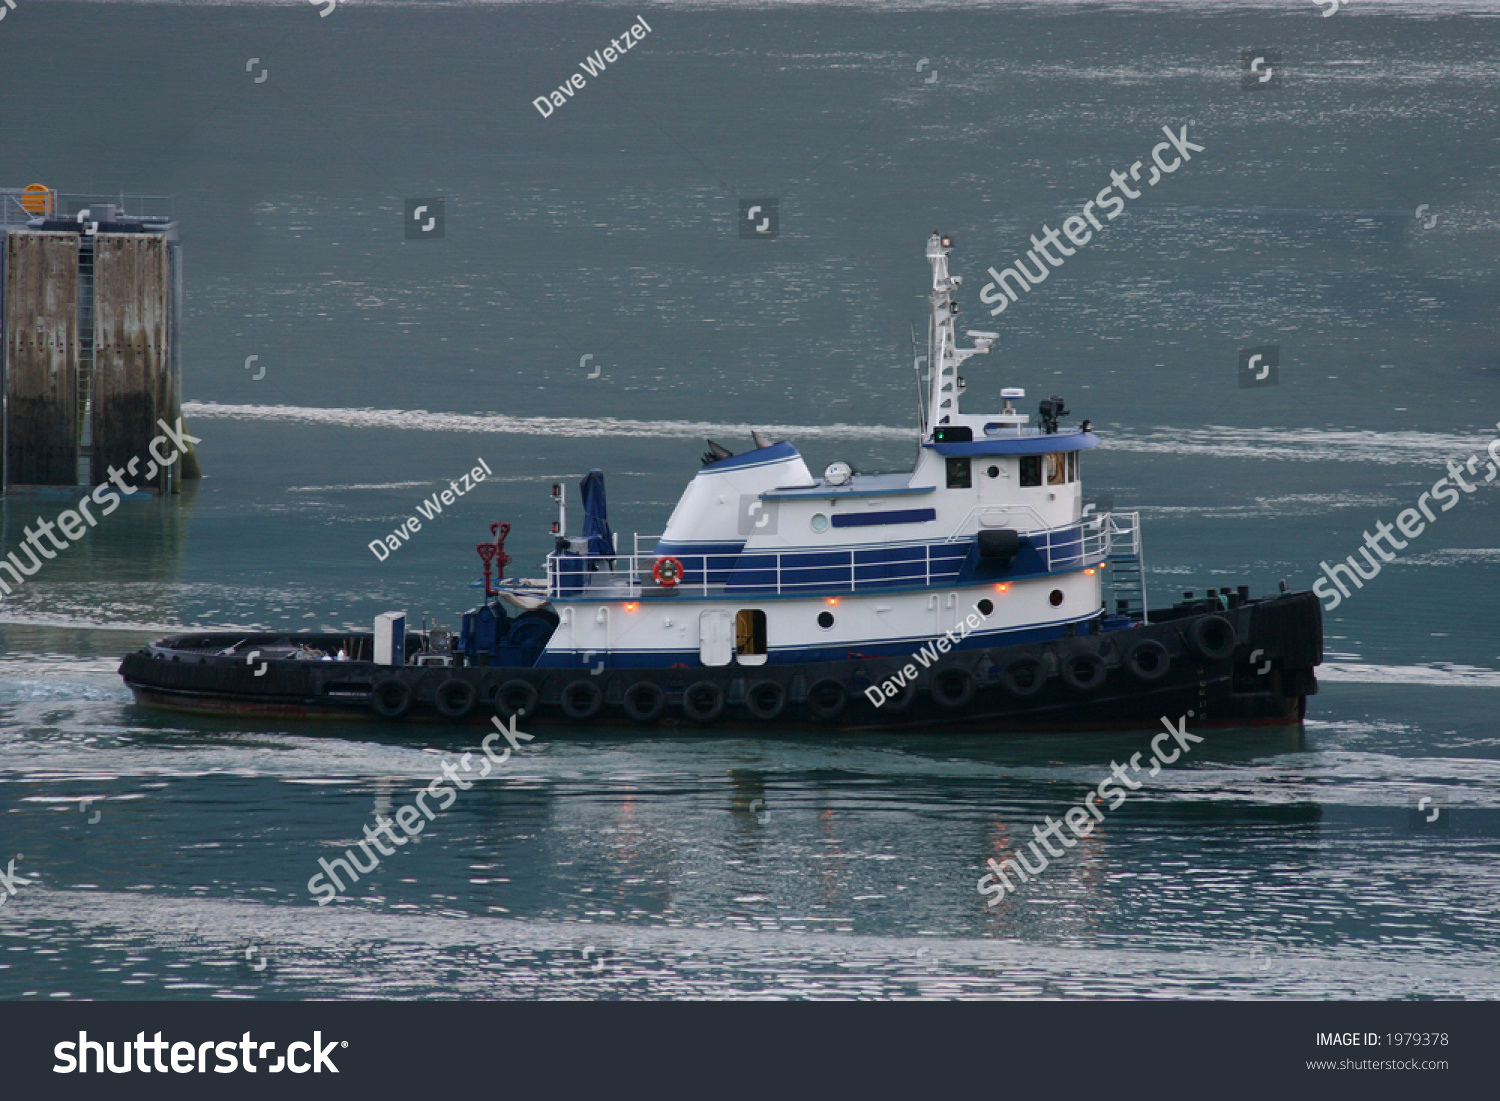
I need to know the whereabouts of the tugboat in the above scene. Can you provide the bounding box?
[120,233,1322,731]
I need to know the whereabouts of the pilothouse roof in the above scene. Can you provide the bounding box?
[761,472,934,501]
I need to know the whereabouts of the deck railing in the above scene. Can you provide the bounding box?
[550,513,1127,599]
[1,190,174,228]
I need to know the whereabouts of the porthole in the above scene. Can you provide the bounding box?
[1049,589,1064,607]
[986,465,1000,479]
[810,513,830,533]
[977,599,994,616]
[816,611,835,630]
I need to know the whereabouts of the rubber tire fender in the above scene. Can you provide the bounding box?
[1189,615,1238,662]
[370,676,413,719]
[559,679,604,720]
[433,676,477,719]
[1061,651,1108,692]
[1124,639,1171,682]
[932,667,976,709]
[999,656,1048,698]
[494,678,539,720]
[621,681,666,723]
[880,676,918,713]
[681,681,726,723]
[805,678,846,720]
[744,680,786,721]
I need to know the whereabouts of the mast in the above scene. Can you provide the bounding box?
[922,232,997,440]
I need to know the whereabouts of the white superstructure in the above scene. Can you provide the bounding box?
[536,234,1144,670]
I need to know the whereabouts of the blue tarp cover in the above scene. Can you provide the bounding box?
[580,469,614,561]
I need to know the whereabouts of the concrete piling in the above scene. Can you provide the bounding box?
[92,233,171,492]
[3,230,79,486]
[1,190,193,494]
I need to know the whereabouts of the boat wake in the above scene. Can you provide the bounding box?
[182,401,912,442]
[184,402,1496,464]
[1317,662,1500,687]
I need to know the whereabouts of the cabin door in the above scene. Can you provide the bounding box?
[977,457,1010,510]
[699,610,733,666]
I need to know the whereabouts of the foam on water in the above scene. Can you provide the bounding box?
[7,887,1499,1001]
[183,401,914,442]
[1317,662,1500,687]
[184,402,1500,465]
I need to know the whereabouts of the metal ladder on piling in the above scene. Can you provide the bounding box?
[1105,511,1148,623]
[76,238,95,483]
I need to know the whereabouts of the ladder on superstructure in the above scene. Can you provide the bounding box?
[1105,511,1148,623]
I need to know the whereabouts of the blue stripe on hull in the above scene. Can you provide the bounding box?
[535,617,1091,669]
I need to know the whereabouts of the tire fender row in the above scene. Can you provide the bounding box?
[362,612,1247,721]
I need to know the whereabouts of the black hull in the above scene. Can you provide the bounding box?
[118,591,1323,735]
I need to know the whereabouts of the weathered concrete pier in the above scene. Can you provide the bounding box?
[1,185,196,494]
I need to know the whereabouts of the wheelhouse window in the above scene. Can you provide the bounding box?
[1067,451,1079,481]
[1046,453,1066,485]
[1019,455,1042,487]
[945,457,972,489]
